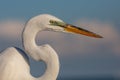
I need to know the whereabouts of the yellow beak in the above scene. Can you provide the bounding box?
[64,24,103,38]
[49,20,103,38]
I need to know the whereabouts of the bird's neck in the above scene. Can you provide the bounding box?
[23,22,41,61]
[22,22,59,80]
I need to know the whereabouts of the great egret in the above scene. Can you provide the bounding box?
[0,14,102,80]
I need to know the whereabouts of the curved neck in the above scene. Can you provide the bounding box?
[22,21,59,80]
[23,22,41,61]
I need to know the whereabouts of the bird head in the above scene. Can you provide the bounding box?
[35,14,103,38]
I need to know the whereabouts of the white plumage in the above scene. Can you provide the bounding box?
[0,14,102,80]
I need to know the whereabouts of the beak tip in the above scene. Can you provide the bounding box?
[94,35,103,38]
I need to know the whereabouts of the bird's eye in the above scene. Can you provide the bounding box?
[49,20,66,28]
[49,20,55,24]
[49,20,58,26]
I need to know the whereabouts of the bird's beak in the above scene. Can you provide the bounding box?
[49,20,103,38]
[64,24,103,38]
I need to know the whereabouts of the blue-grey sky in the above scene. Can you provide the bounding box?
[0,0,120,78]
[0,0,120,22]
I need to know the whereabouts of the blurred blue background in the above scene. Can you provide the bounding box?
[0,0,120,80]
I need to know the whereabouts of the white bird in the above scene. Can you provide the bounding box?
[0,14,102,80]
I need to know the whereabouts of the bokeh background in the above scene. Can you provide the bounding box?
[0,0,120,79]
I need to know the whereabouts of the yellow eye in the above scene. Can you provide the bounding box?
[49,20,66,28]
[49,20,55,24]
